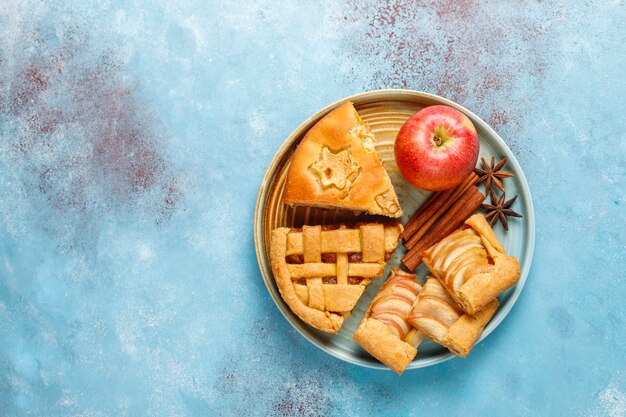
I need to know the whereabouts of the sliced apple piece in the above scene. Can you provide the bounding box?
[372,311,410,338]
[413,295,460,325]
[426,230,467,259]
[397,278,423,294]
[446,247,487,279]
[376,281,419,302]
[434,232,480,272]
[441,238,484,271]
[391,279,422,296]
[421,278,457,306]
[429,230,475,269]
[406,313,449,342]
[392,284,421,301]
[450,265,468,292]
[444,249,488,289]
[371,295,414,316]
[405,328,425,348]
[386,274,422,291]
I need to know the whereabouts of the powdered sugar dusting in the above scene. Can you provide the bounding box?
[587,381,626,417]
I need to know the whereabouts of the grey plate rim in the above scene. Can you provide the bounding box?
[254,89,536,371]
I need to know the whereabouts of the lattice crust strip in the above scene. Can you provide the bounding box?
[285,226,400,256]
[294,284,365,312]
[270,223,402,334]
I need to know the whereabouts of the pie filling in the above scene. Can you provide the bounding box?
[367,269,422,344]
[275,223,403,324]
[407,278,463,343]
[425,228,492,292]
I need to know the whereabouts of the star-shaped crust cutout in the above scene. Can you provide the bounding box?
[309,146,360,193]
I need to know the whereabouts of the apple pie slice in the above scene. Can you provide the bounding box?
[407,277,498,357]
[422,213,520,315]
[354,269,424,374]
[270,223,402,333]
[283,101,402,217]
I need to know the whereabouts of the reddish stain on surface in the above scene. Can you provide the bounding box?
[489,108,512,131]
[341,0,557,153]
[1,28,181,234]
[30,108,66,133]
[14,66,49,108]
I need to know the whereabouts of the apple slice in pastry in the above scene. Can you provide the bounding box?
[353,269,424,374]
[422,214,520,315]
[407,277,498,357]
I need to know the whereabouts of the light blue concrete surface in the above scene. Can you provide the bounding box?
[0,1,624,416]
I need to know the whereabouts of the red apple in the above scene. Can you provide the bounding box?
[394,105,479,191]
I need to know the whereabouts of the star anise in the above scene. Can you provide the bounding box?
[475,156,514,195]
[481,190,523,231]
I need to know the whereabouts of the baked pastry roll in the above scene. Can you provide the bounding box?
[270,223,402,333]
[283,101,402,218]
[422,213,520,315]
[354,269,425,374]
[407,277,498,357]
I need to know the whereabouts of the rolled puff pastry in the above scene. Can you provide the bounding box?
[422,213,520,315]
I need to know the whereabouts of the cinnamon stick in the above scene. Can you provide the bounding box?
[402,186,485,271]
[404,172,478,248]
[410,189,484,257]
[400,190,442,240]
[401,190,444,240]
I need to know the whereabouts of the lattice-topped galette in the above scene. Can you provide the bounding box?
[270,223,402,333]
[282,101,402,218]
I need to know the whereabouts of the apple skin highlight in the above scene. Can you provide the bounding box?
[394,105,479,191]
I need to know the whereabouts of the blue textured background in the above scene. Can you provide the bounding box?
[0,1,624,416]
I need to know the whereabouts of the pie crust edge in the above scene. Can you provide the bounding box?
[353,318,417,375]
[270,227,345,333]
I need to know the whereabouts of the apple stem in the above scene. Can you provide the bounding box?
[433,135,443,146]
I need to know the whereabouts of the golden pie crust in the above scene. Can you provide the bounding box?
[270,223,402,333]
[407,277,498,357]
[283,101,402,218]
[354,269,424,374]
[422,213,520,315]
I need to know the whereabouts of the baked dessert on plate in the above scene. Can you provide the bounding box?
[283,101,402,218]
[407,277,498,357]
[353,269,424,374]
[255,90,534,371]
[422,213,520,315]
[270,223,402,333]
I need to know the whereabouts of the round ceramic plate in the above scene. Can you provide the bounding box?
[254,90,535,370]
